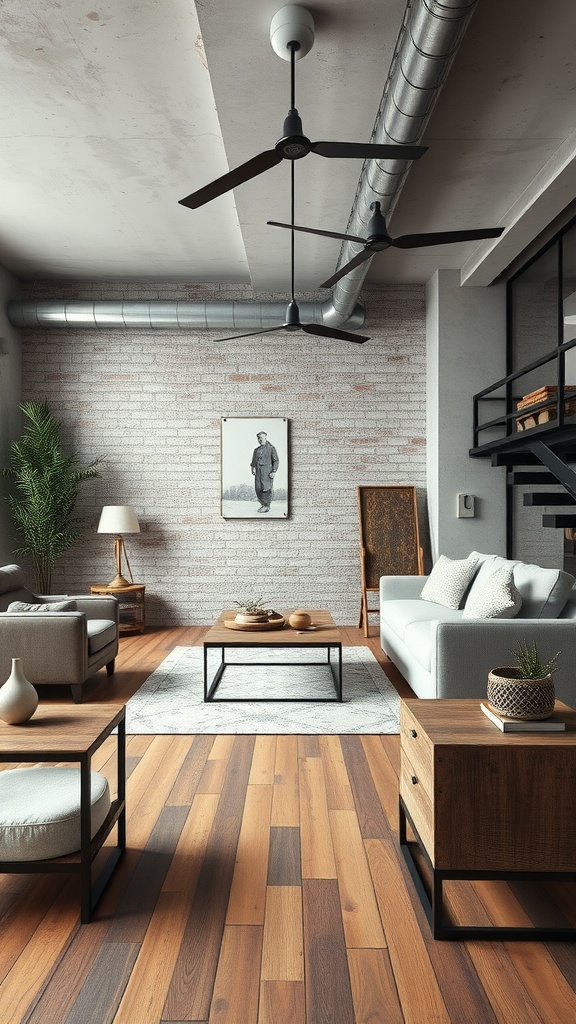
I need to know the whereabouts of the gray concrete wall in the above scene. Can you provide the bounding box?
[0,266,22,562]
[426,270,507,562]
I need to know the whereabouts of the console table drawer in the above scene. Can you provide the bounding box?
[400,754,434,857]
[400,703,433,797]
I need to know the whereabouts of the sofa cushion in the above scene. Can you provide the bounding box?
[462,566,522,620]
[403,620,436,671]
[7,600,77,613]
[421,554,479,609]
[466,551,575,619]
[87,619,117,655]
[381,598,463,643]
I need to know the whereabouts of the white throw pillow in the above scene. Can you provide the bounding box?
[462,565,522,620]
[420,555,478,609]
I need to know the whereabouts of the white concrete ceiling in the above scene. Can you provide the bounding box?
[0,0,575,293]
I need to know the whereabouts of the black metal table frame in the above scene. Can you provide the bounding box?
[0,708,126,924]
[399,797,576,941]
[203,640,343,702]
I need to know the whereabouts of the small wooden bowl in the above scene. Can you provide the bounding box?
[289,610,312,629]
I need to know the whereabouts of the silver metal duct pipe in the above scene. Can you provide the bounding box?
[7,299,365,331]
[323,0,480,326]
[7,0,478,334]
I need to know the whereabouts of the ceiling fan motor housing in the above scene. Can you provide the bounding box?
[270,6,315,60]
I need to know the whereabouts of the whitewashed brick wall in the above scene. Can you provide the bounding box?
[20,280,427,625]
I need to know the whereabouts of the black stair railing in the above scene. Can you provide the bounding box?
[472,336,576,449]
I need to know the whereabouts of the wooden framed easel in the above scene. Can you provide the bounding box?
[357,485,424,637]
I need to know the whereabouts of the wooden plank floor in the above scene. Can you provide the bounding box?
[1,625,575,1023]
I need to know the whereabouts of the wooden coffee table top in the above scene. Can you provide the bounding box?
[205,609,342,645]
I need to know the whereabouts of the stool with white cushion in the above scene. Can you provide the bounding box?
[0,767,110,861]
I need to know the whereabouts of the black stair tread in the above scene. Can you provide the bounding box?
[492,451,576,466]
[523,493,576,506]
[507,471,558,484]
[542,514,576,527]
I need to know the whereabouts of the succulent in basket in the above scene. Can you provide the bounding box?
[234,598,269,624]
[487,640,560,721]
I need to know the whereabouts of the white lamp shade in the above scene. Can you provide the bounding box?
[98,505,140,534]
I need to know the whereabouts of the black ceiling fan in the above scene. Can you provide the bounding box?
[268,201,505,288]
[214,163,369,345]
[178,23,427,211]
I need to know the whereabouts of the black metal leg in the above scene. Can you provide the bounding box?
[117,715,126,850]
[399,797,576,941]
[80,756,92,923]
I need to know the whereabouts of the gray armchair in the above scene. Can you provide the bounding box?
[0,564,119,703]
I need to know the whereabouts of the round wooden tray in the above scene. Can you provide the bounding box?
[224,616,286,632]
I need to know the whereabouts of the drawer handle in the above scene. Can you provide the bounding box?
[411,775,418,785]
[410,729,417,738]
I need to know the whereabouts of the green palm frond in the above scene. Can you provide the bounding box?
[2,401,103,591]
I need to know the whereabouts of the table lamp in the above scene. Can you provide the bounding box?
[97,505,140,588]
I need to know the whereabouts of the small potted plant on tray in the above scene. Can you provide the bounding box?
[487,640,560,720]
[234,599,269,624]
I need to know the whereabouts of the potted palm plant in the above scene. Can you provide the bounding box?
[2,401,102,593]
[487,641,560,720]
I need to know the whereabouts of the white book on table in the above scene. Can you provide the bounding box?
[480,701,566,732]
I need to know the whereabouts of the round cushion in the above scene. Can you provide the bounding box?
[0,767,111,861]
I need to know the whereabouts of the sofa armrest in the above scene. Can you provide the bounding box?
[433,618,576,705]
[380,575,429,602]
[73,596,119,623]
[0,612,88,683]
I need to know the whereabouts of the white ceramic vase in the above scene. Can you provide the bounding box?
[0,658,39,724]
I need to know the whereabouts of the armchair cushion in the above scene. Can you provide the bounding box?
[87,619,117,655]
[7,600,77,613]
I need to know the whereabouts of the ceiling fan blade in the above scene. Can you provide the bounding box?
[391,227,505,249]
[320,248,374,289]
[179,149,282,209]
[311,142,427,161]
[302,323,370,345]
[214,325,287,343]
[267,220,365,244]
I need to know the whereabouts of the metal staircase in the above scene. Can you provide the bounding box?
[470,338,576,533]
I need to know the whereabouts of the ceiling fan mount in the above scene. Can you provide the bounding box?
[270,5,315,62]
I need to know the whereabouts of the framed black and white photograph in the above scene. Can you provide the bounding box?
[221,417,289,519]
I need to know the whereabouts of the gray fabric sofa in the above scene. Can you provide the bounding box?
[0,564,119,703]
[380,550,576,704]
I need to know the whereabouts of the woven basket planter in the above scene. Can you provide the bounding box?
[487,667,555,720]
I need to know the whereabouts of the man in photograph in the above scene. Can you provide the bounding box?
[250,431,279,513]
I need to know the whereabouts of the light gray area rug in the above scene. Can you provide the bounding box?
[125,646,400,734]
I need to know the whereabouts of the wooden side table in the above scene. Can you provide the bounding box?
[90,583,145,634]
[0,703,126,923]
[399,697,576,940]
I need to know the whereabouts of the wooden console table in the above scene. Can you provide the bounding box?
[399,697,576,940]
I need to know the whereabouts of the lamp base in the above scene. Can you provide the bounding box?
[106,573,133,589]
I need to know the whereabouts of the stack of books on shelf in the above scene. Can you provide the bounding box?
[480,701,566,732]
